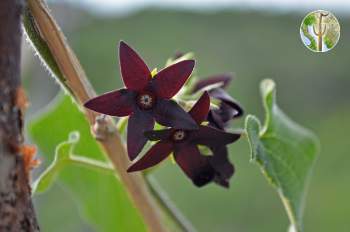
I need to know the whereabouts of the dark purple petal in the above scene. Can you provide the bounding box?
[153,99,198,130]
[127,141,173,172]
[190,125,241,148]
[209,88,244,118]
[208,110,226,130]
[209,146,234,188]
[152,60,195,99]
[188,92,210,124]
[216,102,240,122]
[192,74,232,93]
[208,103,238,129]
[127,110,155,160]
[174,144,214,187]
[84,89,135,116]
[144,129,173,141]
[119,41,151,91]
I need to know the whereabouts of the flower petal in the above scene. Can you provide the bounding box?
[209,146,234,188]
[144,129,173,141]
[217,102,239,122]
[153,99,198,130]
[174,144,214,187]
[209,88,244,118]
[152,60,195,99]
[119,41,151,91]
[208,103,238,129]
[208,110,226,129]
[84,89,135,116]
[192,73,232,92]
[127,110,155,160]
[127,141,173,172]
[190,125,241,148]
[188,92,210,124]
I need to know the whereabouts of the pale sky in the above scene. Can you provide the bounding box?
[61,0,350,15]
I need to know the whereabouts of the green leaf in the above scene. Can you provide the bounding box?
[23,9,73,96]
[32,131,115,194]
[32,131,78,194]
[245,79,320,232]
[29,94,146,232]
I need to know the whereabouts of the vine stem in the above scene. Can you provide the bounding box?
[69,155,115,175]
[146,175,197,232]
[25,0,168,231]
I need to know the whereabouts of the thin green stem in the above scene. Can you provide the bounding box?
[69,155,196,232]
[69,155,115,175]
[145,175,197,232]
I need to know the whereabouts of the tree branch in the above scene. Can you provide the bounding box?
[0,0,40,231]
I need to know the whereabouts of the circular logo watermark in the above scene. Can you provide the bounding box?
[300,10,340,52]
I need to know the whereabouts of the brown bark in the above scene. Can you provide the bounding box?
[0,0,40,231]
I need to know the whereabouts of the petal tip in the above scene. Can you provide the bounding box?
[119,40,134,56]
[202,91,210,106]
[127,165,137,172]
[127,147,139,161]
[127,143,140,161]
[220,181,230,188]
[231,133,241,142]
[183,59,195,69]
[199,91,210,104]
[83,99,96,111]
[221,131,241,145]
[188,91,210,124]
[119,40,127,48]
[119,41,150,90]
[173,59,195,73]
[83,100,91,108]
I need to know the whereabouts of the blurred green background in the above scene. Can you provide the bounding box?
[23,3,350,232]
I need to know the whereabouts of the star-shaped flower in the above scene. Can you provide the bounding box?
[84,41,198,160]
[127,92,240,187]
[192,74,244,129]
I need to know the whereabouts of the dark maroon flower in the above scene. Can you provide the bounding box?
[192,74,244,129]
[84,41,198,160]
[192,73,232,92]
[127,92,240,188]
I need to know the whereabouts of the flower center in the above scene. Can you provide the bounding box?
[172,130,187,142]
[137,93,155,110]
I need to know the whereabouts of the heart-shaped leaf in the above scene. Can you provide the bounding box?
[245,79,320,232]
